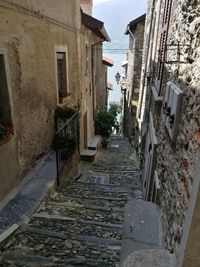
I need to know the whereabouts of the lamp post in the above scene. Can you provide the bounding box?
[115,72,121,84]
[115,72,129,137]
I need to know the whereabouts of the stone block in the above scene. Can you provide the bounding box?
[123,200,162,246]
[122,249,176,267]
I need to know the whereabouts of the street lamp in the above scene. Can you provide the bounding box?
[115,72,121,84]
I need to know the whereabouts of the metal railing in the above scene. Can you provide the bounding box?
[55,111,79,186]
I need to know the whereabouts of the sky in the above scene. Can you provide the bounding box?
[93,0,147,104]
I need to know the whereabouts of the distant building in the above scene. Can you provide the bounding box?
[123,14,146,137]
[99,56,114,111]
[79,9,111,152]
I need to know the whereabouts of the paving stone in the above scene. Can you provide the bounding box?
[0,135,143,267]
[123,200,162,246]
[122,249,176,267]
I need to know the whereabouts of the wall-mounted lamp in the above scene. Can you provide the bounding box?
[115,72,121,84]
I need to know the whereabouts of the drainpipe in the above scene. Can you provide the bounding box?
[138,0,155,122]
[127,25,135,42]
[127,25,135,96]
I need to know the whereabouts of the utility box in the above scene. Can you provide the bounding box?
[164,81,183,142]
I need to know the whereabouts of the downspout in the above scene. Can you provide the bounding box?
[138,1,155,121]
[127,25,135,41]
[127,25,135,98]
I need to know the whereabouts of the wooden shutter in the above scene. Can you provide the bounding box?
[155,0,173,95]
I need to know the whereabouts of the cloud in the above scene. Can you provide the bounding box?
[93,0,112,5]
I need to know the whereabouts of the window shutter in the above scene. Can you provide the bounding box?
[155,0,172,95]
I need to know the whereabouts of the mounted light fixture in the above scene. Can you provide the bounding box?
[115,72,121,84]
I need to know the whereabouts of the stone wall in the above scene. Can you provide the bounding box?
[132,22,145,95]
[126,17,145,137]
[138,0,200,256]
[157,0,200,253]
[96,62,107,112]
[0,0,81,200]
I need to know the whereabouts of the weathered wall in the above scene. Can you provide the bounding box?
[128,20,145,136]
[0,0,81,200]
[132,22,145,95]
[79,24,96,152]
[96,62,107,112]
[138,0,200,256]
[80,0,93,16]
[94,43,105,112]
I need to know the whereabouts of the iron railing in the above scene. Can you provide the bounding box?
[55,111,79,186]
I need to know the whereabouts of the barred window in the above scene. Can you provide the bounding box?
[56,52,68,101]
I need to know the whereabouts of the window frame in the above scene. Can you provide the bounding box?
[54,46,69,104]
[0,48,14,142]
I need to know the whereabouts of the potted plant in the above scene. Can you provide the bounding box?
[95,110,115,148]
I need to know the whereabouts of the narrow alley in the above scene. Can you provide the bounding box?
[0,136,144,266]
[0,0,199,265]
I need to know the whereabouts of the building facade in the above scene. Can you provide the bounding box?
[0,0,81,200]
[79,9,110,152]
[124,14,146,137]
[137,0,200,264]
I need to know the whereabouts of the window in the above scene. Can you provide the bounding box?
[0,54,13,142]
[164,81,183,142]
[56,52,68,103]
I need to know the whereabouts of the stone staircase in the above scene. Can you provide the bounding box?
[80,135,101,162]
[0,177,133,266]
[0,136,175,266]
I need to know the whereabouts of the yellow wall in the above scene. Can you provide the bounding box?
[79,25,103,152]
[0,0,81,200]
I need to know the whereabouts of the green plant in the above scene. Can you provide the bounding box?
[95,111,114,137]
[108,102,121,120]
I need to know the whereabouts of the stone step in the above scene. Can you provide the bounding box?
[38,200,124,224]
[0,226,121,266]
[88,135,101,150]
[29,215,123,240]
[122,249,176,267]
[80,149,96,162]
[60,186,134,199]
[1,251,119,267]
[64,182,134,193]
[121,200,163,264]
[47,193,128,208]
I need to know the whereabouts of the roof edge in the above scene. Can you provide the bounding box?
[125,13,146,34]
[81,11,111,42]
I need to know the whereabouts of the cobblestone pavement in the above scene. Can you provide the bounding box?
[0,135,142,267]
